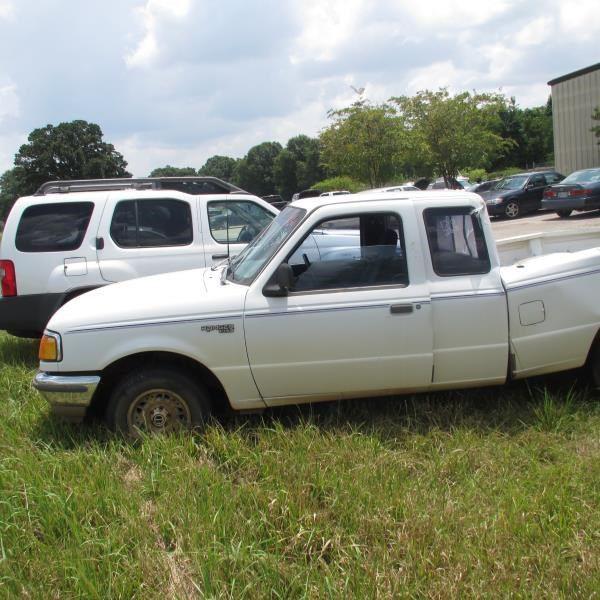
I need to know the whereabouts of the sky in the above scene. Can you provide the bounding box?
[0,0,598,176]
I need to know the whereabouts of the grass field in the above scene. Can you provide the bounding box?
[0,332,599,598]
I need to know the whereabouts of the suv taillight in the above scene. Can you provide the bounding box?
[0,260,17,296]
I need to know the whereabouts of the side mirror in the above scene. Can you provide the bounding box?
[263,263,294,297]
[526,182,535,189]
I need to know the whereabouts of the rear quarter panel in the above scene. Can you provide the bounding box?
[503,249,600,377]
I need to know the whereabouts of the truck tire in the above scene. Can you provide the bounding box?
[556,210,572,218]
[504,200,520,219]
[106,367,211,436]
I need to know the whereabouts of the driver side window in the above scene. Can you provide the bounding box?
[208,201,273,244]
[285,212,409,292]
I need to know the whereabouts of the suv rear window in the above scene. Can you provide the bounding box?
[110,199,193,248]
[16,202,94,252]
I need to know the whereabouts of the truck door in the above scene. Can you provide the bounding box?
[422,205,509,387]
[96,193,203,282]
[243,205,434,404]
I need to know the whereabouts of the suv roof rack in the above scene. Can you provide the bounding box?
[34,176,247,196]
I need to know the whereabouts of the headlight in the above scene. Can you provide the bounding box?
[486,197,502,205]
[39,331,62,362]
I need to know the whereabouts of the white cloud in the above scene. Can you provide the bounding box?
[559,0,600,39]
[0,82,19,123]
[291,0,365,63]
[0,1,13,20]
[396,0,513,27]
[514,16,554,46]
[405,61,478,94]
[125,0,191,68]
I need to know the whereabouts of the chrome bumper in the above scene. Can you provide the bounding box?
[33,372,100,408]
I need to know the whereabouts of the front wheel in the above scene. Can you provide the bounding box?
[504,200,520,219]
[556,209,572,218]
[106,367,210,436]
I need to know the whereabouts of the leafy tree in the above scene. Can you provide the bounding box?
[149,166,197,177]
[312,176,366,193]
[392,89,509,186]
[198,155,238,181]
[272,149,298,200]
[0,166,27,219]
[592,106,600,144]
[320,101,404,187]
[273,135,324,200]
[234,142,282,196]
[14,120,130,194]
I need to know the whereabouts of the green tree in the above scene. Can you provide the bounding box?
[234,142,282,196]
[198,155,238,181]
[272,135,325,200]
[0,166,27,219]
[149,166,197,177]
[320,101,404,187]
[392,89,509,186]
[272,149,298,200]
[312,175,366,193]
[14,120,130,194]
[592,106,600,143]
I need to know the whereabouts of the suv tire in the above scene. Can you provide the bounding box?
[556,210,572,218]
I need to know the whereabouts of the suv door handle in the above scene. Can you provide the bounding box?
[95,237,104,250]
[390,304,413,314]
[212,253,229,260]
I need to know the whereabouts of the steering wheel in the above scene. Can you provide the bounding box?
[237,225,255,243]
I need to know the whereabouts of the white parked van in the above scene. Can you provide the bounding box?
[0,177,277,337]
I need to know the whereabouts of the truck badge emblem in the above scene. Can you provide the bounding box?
[201,324,234,334]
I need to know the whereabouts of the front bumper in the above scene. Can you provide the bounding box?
[485,202,506,216]
[33,372,101,421]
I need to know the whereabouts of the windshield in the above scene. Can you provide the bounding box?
[495,175,528,191]
[226,206,306,285]
[562,168,600,184]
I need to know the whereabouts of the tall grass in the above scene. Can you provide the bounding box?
[0,333,598,597]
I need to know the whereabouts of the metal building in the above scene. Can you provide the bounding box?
[548,63,600,175]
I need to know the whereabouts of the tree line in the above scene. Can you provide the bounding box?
[0,88,565,218]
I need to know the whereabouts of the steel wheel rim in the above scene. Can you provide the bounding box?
[505,202,519,218]
[127,388,192,434]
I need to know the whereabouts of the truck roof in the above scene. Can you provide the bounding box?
[289,189,485,212]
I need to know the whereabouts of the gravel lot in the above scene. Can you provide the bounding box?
[490,209,600,239]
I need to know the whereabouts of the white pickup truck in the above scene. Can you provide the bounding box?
[34,191,600,435]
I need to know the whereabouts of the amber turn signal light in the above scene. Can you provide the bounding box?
[39,333,61,362]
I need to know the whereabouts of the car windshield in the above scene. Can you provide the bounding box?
[562,168,600,184]
[226,206,306,285]
[495,175,528,190]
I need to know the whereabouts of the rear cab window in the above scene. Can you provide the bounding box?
[16,202,94,252]
[424,207,490,276]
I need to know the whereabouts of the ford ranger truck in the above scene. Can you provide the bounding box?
[33,191,600,435]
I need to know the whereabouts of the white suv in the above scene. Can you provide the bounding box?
[0,177,277,337]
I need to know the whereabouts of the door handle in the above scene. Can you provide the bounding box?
[390,304,413,314]
[212,253,229,260]
[95,237,104,250]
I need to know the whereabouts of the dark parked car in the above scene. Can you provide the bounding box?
[541,168,600,218]
[262,194,288,210]
[480,170,564,219]
[467,179,500,194]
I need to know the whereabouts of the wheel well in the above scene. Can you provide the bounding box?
[89,351,231,418]
[62,287,99,306]
[585,328,600,367]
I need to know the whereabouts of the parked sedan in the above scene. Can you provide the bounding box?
[467,179,500,194]
[541,168,600,218]
[480,170,564,219]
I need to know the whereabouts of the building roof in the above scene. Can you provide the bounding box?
[548,63,600,86]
